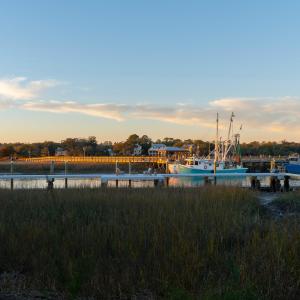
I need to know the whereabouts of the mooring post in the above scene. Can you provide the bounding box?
[128,179,132,188]
[164,177,169,187]
[255,178,261,190]
[270,176,276,192]
[10,159,14,191]
[116,180,119,188]
[284,176,290,192]
[64,161,68,188]
[275,178,281,192]
[250,176,257,189]
[46,178,55,191]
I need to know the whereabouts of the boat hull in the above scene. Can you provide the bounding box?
[285,164,300,174]
[169,164,248,174]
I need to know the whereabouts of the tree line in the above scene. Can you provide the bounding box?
[0,135,299,158]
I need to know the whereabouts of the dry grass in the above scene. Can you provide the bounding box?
[0,162,158,174]
[0,187,299,299]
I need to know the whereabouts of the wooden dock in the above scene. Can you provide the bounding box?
[1,172,300,191]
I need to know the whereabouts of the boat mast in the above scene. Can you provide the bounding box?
[215,113,219,162]
[223,112,235,161]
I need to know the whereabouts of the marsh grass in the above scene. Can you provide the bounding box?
[0,187,299,299]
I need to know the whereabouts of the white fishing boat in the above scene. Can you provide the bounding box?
[168,112,248,174]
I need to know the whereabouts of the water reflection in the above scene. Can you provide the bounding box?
[0,176,299,190]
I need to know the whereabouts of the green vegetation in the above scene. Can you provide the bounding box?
[0,187,299,299]
[1,134,299,159]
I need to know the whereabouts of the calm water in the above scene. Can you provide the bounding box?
[0,175,299,190]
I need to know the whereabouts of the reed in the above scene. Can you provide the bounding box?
[0,187,299,299]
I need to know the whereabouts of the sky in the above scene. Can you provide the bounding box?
[1,0,300,143]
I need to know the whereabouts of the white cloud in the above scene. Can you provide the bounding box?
[22,101,130,121]
[0,77,60,100]
[1,75,300,140]
[19,97,300,136]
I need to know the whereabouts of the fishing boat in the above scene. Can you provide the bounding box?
[285,155,300,174]
[168,112,248,174]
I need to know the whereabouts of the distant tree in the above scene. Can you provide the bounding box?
[0,145,15,158]
[139,135,152,155]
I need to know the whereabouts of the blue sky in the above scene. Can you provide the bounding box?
[1,0,300,142]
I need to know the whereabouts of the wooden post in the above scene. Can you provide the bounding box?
[284,176,290,192]
[250,176,257,189]
[255,178,261,190]
[47,178,55,191]
[116,180,119,188]
[128,179,132,188]
[64,161,68,188]
[10,159,14,190]
[65,178,68,189]
[164,177,169,187]
[270,176,276,192]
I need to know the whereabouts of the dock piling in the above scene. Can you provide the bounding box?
[164,177,169,187]
[270,176,277,192]
[284,176,290,192]
[10,159,14,190]
[65,178,68,189]
[46,178,55,191]
[250,176,258,190]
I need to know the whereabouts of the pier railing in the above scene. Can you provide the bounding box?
[21,156,167,164]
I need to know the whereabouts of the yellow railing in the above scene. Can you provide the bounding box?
[22,156,167,164]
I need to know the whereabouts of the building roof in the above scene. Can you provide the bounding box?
[158,146,189,152]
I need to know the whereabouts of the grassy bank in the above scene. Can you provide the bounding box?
[0,187,299,299]
[0,162,163,174]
